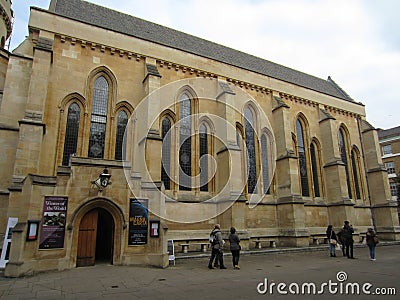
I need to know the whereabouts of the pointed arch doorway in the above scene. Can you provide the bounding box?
[77,208,114,267]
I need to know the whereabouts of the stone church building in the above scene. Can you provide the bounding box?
[0,0,398,277]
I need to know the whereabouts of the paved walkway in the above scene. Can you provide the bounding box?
[0,243,399,299]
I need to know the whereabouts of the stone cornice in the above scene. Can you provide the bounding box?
[0,122,19,131]
[29,174,57,186]
[323,104,360,119]
[18,119,46,134]
[70,156,129,168]
[58,34,145,62]
[323,159,345,168]
[367,166,387,174]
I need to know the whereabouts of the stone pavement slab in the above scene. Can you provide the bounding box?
[0,244,399,299]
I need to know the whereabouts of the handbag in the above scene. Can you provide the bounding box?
[329,232,337,245]
[335,243,341,251]
[373,236,379,244]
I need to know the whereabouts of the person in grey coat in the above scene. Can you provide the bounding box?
[208,224,227,269]
[229,227,241,269]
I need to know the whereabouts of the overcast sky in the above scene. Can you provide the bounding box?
[9,0,400,130]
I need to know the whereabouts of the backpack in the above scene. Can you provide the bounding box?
[209,231,218,245]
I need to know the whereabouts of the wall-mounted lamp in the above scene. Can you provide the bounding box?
[92,168,112,191]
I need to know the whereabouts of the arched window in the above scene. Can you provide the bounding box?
[62,103,80,165]
[339,128,352,199]
[115,110,128,160]
[236,127,242,148]
[88,76,109,158]
[199,124,208,192]
[310,142,321,197]
[179,93,192,190]
[261,134,270,194]
[351,149,361,199]
[161,117,172,190]
[244,107,257,194]
[296,119,309,197]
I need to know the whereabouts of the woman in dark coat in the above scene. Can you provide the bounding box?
[326,225,338,257]
[229,227,241,269]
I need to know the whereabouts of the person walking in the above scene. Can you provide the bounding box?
[326,225,338,257]
[342,221,355,259]
[208,224,227,269]
[229,227,241,269]
[366,228,378,261]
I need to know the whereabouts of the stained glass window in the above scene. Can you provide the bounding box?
[310,142,320,197]
[245,107,257,194]
[161,117,171,190]
[200,124,208,192]
[88,76,109,158]
[261,134,270,194]
[115,110,128,160]
[179,93,191,190]
[62,102,80,165]
[339,129,352,199]
[296,119,309,197]
[351,150,361,199]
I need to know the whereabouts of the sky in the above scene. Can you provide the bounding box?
[8,0,400,130]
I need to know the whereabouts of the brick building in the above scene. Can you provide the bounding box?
[378,126,400,217]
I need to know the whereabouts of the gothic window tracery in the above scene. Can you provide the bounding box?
[62,102,80,165]
[88,76,109,158]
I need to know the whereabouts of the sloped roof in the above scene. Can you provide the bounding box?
[378,126,400,139]
[49,0,357,103]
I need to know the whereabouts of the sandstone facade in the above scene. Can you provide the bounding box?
[0,0,398,277]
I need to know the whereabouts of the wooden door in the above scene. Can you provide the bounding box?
[77,209,98,267]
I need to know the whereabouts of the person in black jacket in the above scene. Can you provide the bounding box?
[229,227,241,269]
[336,228,346,256]
[342,221,355,259]
[326,225,337,257]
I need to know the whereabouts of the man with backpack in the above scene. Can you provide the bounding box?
[208,224,227,269]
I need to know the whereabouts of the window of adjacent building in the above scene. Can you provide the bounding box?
[261,134,270,194]
[296,119,309,197]
[115,110,128,160]
[389,182,397,197]
[179,93,192,191]
[199,124,208,192]
[161,117,172,190]
[339,128,352,199]
[310,142,321,198]
[88,76,109,158]
[385,161,396,174]
[244,107,258,194]
[62,102,80,166]
[382,144,392,155]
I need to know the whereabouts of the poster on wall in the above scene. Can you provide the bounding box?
[39,196,68,249]
[128,199,148,245]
